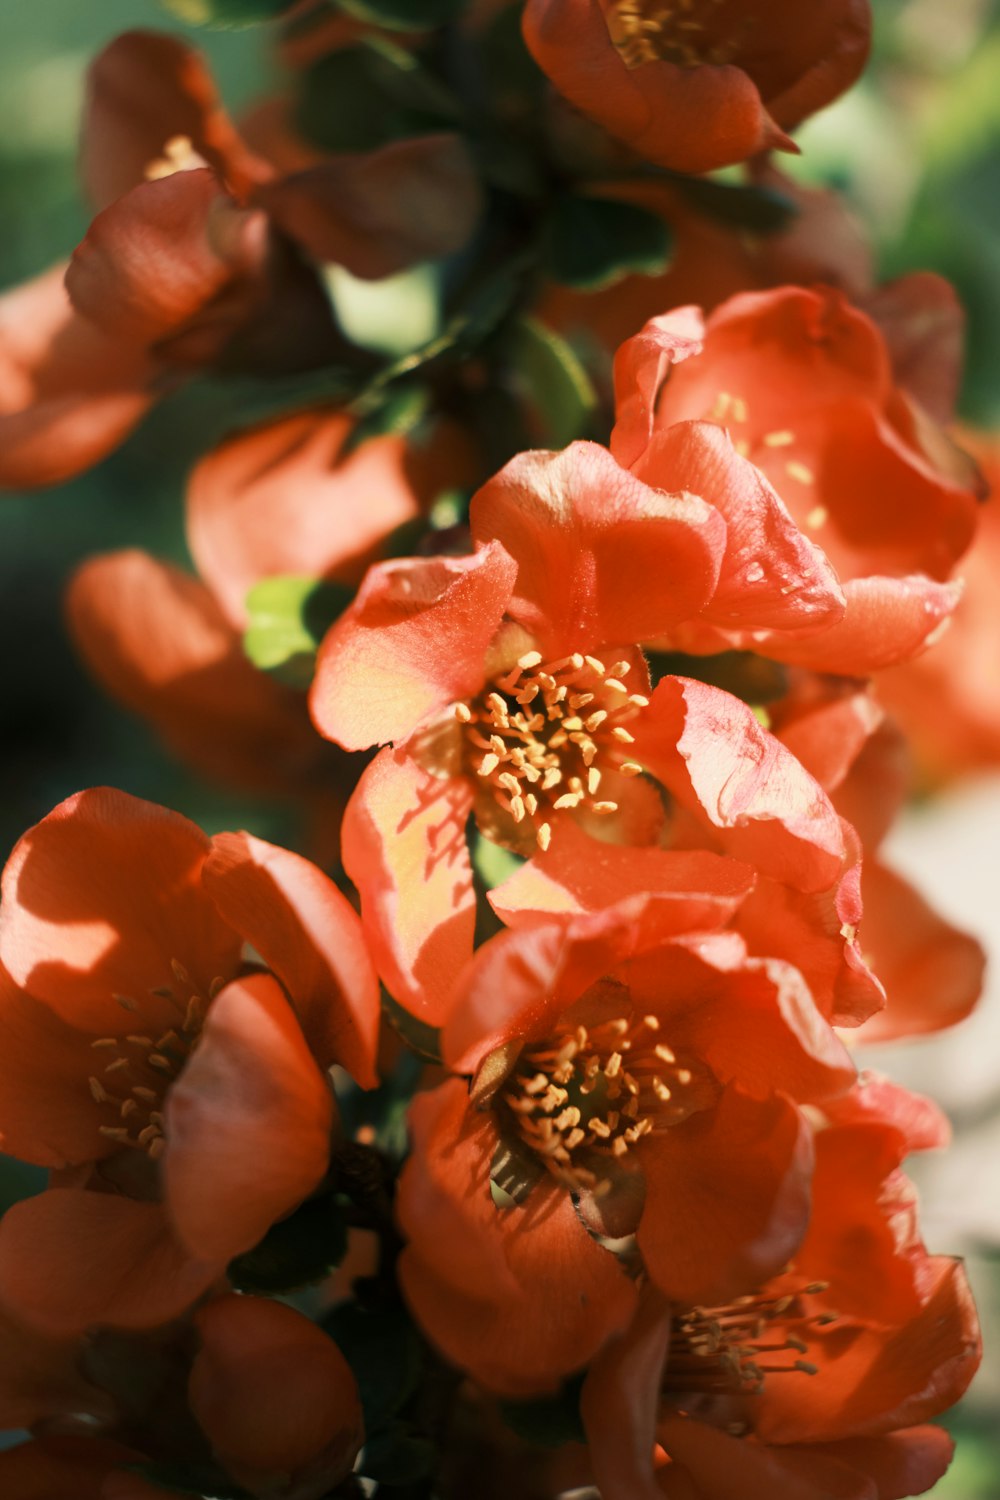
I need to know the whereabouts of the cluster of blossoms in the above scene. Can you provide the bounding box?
[0,0,994,1496]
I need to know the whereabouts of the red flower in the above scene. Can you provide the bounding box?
[184,1295,364,1500]
[582,1076,980,1499]
[522,0,871,174]
[0,788,379,1334]
[0,30,482,489]
[613,285,983,673]
[879,429,1000,783]
[311,435,850,1021]
[66,406,472,805]
[396,894,857,1393]
[769,675,985,1043]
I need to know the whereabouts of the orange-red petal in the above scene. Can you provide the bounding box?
[164,972,333,1264]
[202,831,380,1085]
[310,543,517,751]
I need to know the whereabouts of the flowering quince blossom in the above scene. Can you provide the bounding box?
[612,284,984,673]
[580,1076,981,1500]
[310,429,867,1022]
[769,675,986,1043]
[522,0,872,174]
[878,429,1000,783]
[0,29,482,490]
[0,787,379,1334]
[395,876,859,1394]
[66,406,473,801]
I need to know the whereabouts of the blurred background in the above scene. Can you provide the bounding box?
[0,0,998,1490]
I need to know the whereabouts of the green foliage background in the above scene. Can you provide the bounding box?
[0,0,997,1486]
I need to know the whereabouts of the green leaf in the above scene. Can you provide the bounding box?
[228,1193,350,1293]
[506,316,597,447]
[335,0,464,30]
[295,37,462,152]
[543,194,673,291]
[323,1299,423,1432]
[381,991,443,1065]
[500,1374,587,1447]
[668,173,798,233]
[159,0,288,25]
[243,575,351,688]
[361,1421,436,1484]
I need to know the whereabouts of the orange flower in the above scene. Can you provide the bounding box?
[613,285,983,673]
[311,436,851,1021]
[396,897,857,1393]
[0,788,379,1334]
[66,406,472,803]
[522,0,871,174]
[184,1295,364,1500]
[878,430,1000,784]
[0,30,482,489]
[582,1076,981,1499]
[768,675,986,1043]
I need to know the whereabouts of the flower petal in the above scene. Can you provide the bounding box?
[760,574,964,675]
[187,408,469,629]
[630,422,844,633]
[190,1295,363,1485]
[491,823,756,938]
[0,265,154,490]
[855,861,985,1043]
[470,441,723,658]
[165,972,333,1265]
[67,168,270,358]
[341,749,475,1027]
[658,1415,877,1500]
[310,543,516,750]
[66,551,318,795]
[633,677,845,892]
[0,788,242,1033]
[581,1286,673,1500]
[256,134,483,277]
[398,1081,636,1395]
[80,30,265,209]
[637,1086,812,1305]
[202,831,380,1086]
[756,1257,980,1444]
[0,1191,216,1334]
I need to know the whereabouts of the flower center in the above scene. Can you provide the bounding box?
[502,1010,714,1192]
[665,1282,836,1421]
[457,650,648,850]
[88,960,221,1159]
[603,0,744,69]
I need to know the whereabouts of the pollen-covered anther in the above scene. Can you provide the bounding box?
[86,966,210,1158]
[665,1283,834,1402]
[459,650,649,845]
[501,1012,713,1191]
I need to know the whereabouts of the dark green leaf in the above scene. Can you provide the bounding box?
[335,0,464,30]
[243,575,351,688]
[361,1422,436,1484]
[500,1374,587,1447]
[381,991,443,1065]
[295,38,462,152]
[506,316,597,447]
[669,174,799,233]
[323,1299,423,1431]
[228,1193,350,1293]
[543,194,673,291]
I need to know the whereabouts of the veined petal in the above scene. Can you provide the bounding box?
[203,832,380,1085]
[342,749,475,1028]
[164,972,333,1265]
[470,441,723,658]
[310,543,517,751]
